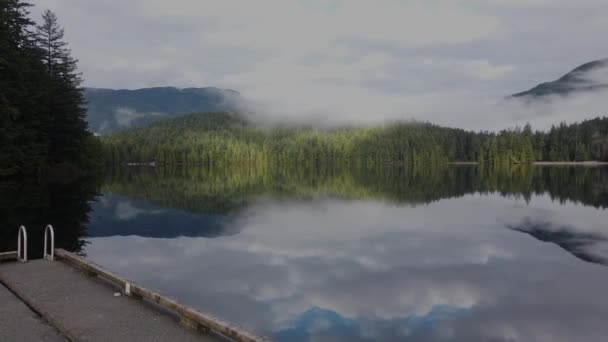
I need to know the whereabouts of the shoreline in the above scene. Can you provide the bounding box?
[123,161,608,167]
[449,161,608,166]
[448,162,479,165]
[533,161,608,166]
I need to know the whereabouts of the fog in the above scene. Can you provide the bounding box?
[233,83,608,132]
[221,54,608,131]
[29,0,608,131]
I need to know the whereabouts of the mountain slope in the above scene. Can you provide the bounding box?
[84,86,241,134]
[511,58,608,99]
[507,218,608,267]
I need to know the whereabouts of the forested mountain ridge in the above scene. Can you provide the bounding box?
[511,58,608,99]
[101,112,608,166]
[84,86,241,134]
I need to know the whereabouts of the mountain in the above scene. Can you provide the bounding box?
[507,218,608,267]
[84,87,241,134]
[510,58,608,99]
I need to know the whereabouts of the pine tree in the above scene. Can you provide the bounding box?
[36,10,66,76]
[0,0,50,176]
[575,143,588,162]
[35,9,90,167]
[1,3,99,176]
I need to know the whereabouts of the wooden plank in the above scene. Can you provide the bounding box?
[54,249,270,342]
[0,252,17,262]
[55,249,127,287]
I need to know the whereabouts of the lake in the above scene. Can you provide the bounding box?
[2,165,608,341]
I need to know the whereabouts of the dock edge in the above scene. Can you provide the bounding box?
[54,249,271,342]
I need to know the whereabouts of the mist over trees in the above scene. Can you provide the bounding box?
[0,1,99,177]
[3,1,607,175]
[102,112,608,167]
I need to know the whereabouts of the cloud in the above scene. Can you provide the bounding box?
[132,0,500,45]
[29,0,608,130]
[484,0,607,8]
[114,201,164,220]
[501,89,608,129]
[114,108,165,127]
[464,60,515,81]
[572,61,608,87]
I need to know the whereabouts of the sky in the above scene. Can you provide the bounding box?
[29,0,608,130]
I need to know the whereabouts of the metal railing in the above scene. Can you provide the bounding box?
[17,225,27,263]
[11,225,55,263]
[44,225,55,261]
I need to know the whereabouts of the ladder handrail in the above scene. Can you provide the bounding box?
[44,224,55,261]
[17,225,27,263]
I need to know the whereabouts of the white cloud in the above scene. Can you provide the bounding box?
[139,0,500,47]
[420,58,515,81]
[29,0,608,130]
[484,0,607,7]
[573,62,608,86]
[114,201,164,220]
[114,108,165,127]
[464,60,515,81]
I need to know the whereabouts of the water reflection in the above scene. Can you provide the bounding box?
[88,194,241,238]
[0,177,98,257]
[507,217,608,265]
[103,165,608,210]
[82,165,608,341]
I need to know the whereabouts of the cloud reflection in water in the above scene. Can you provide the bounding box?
[86,194,608,341]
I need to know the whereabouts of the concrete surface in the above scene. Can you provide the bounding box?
[0,260,220,342]
[0,282,66,341]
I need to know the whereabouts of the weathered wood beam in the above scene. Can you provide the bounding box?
[0,251,17,262]
[54,249,270,342]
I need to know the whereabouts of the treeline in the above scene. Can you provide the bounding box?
[1,1,100,177]
[102,112,454,167]
[478,118,608,164]
[103,164,608,214]
[101,111,608,166]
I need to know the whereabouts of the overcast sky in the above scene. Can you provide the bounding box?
[29,0,608,130]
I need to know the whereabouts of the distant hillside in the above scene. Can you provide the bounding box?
[511,58,608,99]
[507,218,608,267]
[84,87,241,134]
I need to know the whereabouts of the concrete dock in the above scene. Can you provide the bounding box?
[0,282,66,341]
[0,250,267,342]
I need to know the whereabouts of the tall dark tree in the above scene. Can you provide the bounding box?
[1,1,100,177]
[35,9,90,167]
[0,0,50,176]
[36,10,66,76]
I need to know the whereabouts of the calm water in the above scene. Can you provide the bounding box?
[2,165,608,341]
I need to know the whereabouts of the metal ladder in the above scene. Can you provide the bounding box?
[44,225,55,261]
[17,225,27,263]
[16,225,55,263]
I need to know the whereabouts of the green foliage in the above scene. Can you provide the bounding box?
[101,112,608,167]
[0,2,96,177]
[101,112,474,167]
[102,164,608,215]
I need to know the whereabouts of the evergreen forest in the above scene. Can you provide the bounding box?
[1,1,100,178]
[102,112,608,167]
